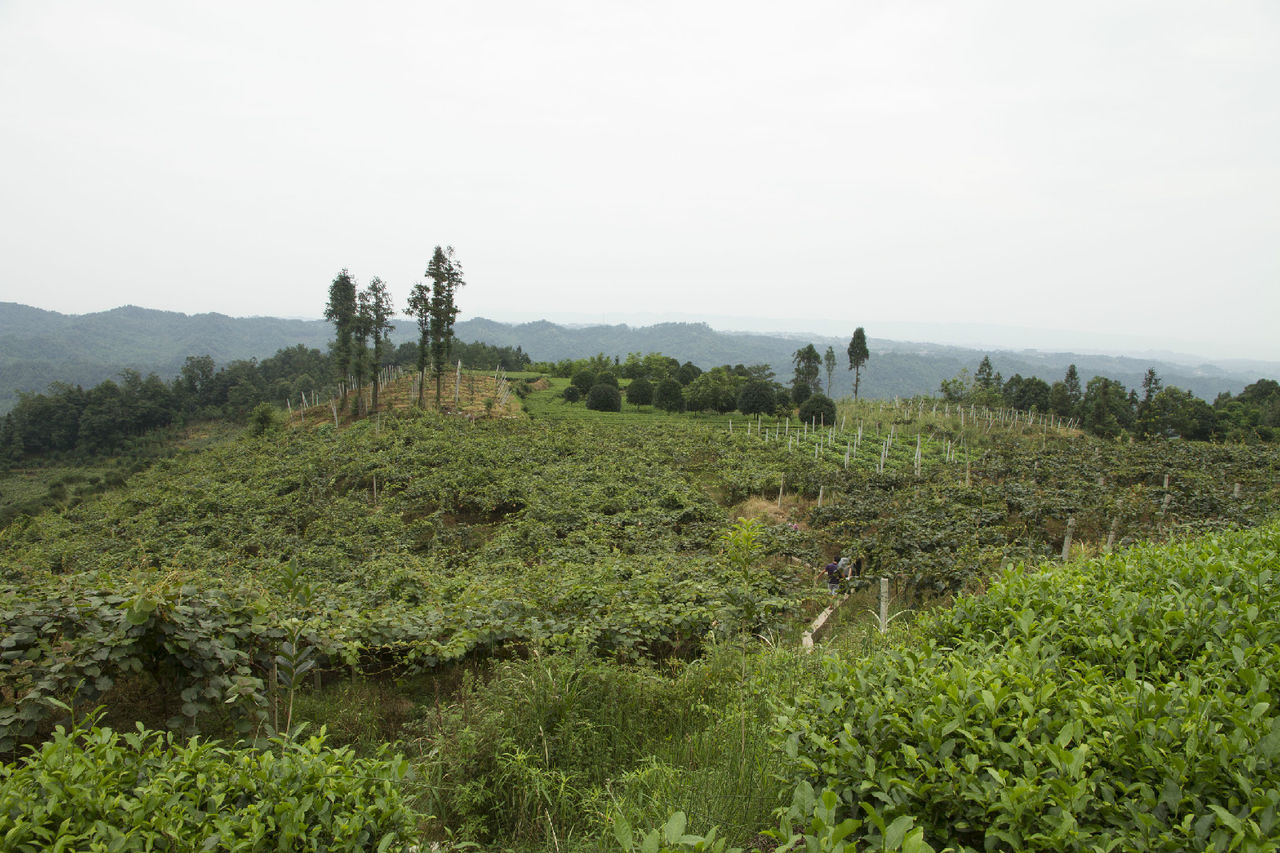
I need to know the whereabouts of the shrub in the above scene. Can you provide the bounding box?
[790,381,812,406]
[247,402,281,436]
[797,393,836,426]
[777,524,1280,852]
[586,384,622,412]
[0,717,419,851]
[626,377,654,407]
[655,378,686,413]
[737,381,776,416]
[562,385,582,403]
[571,369,596,396]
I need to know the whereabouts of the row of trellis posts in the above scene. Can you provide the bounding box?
[282,362,514,426]
[724,397,1068,506]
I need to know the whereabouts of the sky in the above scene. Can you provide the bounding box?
[1,1,1277,361]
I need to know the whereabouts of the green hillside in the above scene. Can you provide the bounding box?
[2,378,1278,850]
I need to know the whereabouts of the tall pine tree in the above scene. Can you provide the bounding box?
[324,269,358,399]
[364,277,395,413]
[846,327,869,400]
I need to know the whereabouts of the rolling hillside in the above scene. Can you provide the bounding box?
[1,302,1270,413]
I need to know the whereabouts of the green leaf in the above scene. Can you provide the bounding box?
[884,815,915,850]
[663,812,688,846]
[1209,804,1242,834]
[614,815,634,851]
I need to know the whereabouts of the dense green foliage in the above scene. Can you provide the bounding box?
[586,383,623,412]
[4,364,1280,852]
[409,644,804,847]
[626,376,654,407]
[0,414,810,751]
[5,395,1276,756]
[655,378,687,413]
[778,522,1280,851]
[0,346,332,464]
[737,381,777,416]
[798,393,837,427]
[942,362,1279,443]
[0,718,416,851]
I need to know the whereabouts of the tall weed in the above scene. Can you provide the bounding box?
[406,641,822,850]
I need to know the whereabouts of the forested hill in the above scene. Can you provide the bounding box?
[1,302,1270,413]
[0,304,335,413]
[453,318,1264,403]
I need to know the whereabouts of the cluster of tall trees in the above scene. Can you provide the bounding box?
[789,327,870,405]
[407,246,465,407]
[326,246,467,413]
[940,357,1280,442]
[323,270,396,414]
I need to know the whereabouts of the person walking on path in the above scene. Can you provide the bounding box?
[821,556,843,595]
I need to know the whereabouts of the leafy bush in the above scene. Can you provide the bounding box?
[0,717,418,851]
[736,381,776,416]
[777,523,1280,852]
[587,383,623,412]
[797,393,836,426]
[563,385,582,403]
[572,369,597,395]
[655,378,686,413]
[247,402,281,435]
[627,376,654,407]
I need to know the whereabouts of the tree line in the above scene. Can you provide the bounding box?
[546,326,873,428]
[940,356,1280,442]
[0,338,530,467]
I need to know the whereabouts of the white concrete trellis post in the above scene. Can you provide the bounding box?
[879,577,889,635]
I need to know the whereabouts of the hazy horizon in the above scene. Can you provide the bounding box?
[2,3,1277,361]
[9,297,1278,370]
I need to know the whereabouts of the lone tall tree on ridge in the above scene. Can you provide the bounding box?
[847,327,869,400]
[823,346,837,396]
[324,269,358,399]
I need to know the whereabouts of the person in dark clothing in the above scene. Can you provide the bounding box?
[822,557,842,594]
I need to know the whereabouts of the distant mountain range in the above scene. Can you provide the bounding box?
[1,302,1273,413]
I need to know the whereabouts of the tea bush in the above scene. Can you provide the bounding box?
[0,716,418,851]
[777,523,1280,851]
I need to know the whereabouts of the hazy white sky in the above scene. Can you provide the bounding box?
[2,1,1277,360]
